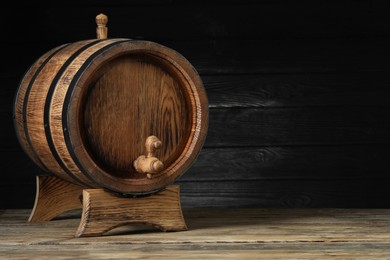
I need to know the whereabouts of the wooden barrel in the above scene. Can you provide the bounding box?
[13,38,208,195]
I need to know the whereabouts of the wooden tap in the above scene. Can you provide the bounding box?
[133,136,164,178]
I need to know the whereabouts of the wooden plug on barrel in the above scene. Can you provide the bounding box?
[96,13,108,39]
[13,13,208,237]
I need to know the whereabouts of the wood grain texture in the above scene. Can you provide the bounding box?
[3,144,390,209]
[178,179,390,208]
[12,45,65,172]
[202,72,390,108]
[3,208,390,259]
[3,1,390,209]
[1,244,390,260]
[8,106,390,151]
[4,178,390,209]
[65,40,208,194]
[15,40,99,185]
[29,176,84,222]
[47,39,121,188]
[4,71,390,114]
[206,107,390,147]
[76,185,187,237]
[83,54,188,176]
[2,145,390,183]
[13,39,208,195]
[182,145,390,181]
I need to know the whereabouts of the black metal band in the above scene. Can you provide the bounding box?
[44,40,104,187]
[20,44,69,173]
[62,39,132,190]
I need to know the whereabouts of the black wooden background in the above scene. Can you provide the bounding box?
[1,0,390,208]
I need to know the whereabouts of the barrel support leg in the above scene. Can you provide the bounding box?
[76,185,187,237]
[28,175,84,222]
[28,176,187,237]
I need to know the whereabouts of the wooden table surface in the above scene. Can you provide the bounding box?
[1,208,390,259]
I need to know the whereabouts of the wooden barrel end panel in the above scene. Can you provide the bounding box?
[70,42,208,194]
[80,52,193,180]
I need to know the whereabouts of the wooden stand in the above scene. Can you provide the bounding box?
[29,176,84,222]
[29,176,188,237]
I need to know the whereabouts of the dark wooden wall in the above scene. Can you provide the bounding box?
[2,0,390,208]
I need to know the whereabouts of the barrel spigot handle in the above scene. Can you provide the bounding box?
[134,136,164,179]
[96,13,108,39]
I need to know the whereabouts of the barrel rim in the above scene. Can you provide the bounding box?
[64,39,209,194]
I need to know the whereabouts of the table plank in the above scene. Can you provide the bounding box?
[2,209,390,259]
